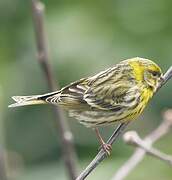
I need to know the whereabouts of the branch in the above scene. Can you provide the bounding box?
[124,131,172,166]
[111,109,172,180]
[158,66,172,89]
[76,122,129,180]
[31,1,78,179]
[77,66,172,180]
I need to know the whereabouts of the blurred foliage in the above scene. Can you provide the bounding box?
[0,0,172,179]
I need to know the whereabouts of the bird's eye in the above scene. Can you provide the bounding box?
[152,72,157,76]
[151,71,160,77]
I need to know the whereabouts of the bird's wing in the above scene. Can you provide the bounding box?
[44,78,90,108]
[43,64,137,112]
[83,66,137,111]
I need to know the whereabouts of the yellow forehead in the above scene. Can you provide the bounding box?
[126,57,162,81]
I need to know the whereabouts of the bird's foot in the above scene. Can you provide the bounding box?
[101,143,112,156]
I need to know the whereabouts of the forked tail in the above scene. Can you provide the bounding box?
[8,91,60,108]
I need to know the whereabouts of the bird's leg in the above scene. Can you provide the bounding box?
[94,128,112,156]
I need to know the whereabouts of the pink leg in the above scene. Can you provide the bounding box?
[94,128,112,156]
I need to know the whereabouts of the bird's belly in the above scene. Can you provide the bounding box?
[69,87,153,128]
[69,106,142,128]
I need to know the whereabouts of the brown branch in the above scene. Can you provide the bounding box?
[124,131,172,166]
[31,1,78,179]
[111,109,172,180]
[77,66,172,180]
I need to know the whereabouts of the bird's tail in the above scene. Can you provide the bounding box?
[8,91,60,108]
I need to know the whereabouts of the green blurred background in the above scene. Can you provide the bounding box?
[1,0,172,179]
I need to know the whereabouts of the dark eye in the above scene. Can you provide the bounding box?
[152,71,158,76]
[151,71,160,77]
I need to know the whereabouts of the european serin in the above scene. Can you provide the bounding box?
[9,57,163,154]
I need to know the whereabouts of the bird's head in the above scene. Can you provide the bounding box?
[127,57,163,92]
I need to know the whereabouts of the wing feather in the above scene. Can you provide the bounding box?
[83,64,136,111]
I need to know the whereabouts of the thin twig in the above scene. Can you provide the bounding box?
[76,122,129,180]
[158,66,172,89]
[77,66,172,180]
[31,1,78,179]
[124,131,172,166]
[111,109,172,180]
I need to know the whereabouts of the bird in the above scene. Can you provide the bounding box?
[9,57,163,155]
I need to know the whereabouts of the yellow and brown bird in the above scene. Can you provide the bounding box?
[9,57,163,154]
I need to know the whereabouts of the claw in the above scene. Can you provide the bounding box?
[101,143,112,156]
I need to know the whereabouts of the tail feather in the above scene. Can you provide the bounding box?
[8,91,60,108]
[8,95,45,108]
[12,95,38,102]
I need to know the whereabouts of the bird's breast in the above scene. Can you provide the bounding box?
[132,86,154,118]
